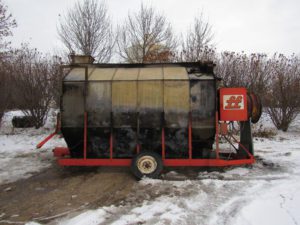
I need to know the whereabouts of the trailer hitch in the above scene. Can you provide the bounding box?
[36,113,61,149]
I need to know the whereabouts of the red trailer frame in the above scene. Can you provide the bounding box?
[49,111,254,167]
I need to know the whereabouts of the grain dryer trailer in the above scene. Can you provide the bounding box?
[37,55,262,179]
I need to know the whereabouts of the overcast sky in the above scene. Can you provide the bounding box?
[4,0,300,56]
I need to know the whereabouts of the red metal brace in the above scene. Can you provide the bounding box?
[36,114,61,149]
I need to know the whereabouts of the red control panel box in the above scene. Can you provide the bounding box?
[219,88,248,121]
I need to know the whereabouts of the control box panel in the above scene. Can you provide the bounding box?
[219,88,248,121]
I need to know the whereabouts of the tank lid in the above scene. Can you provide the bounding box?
[69,54,95,64]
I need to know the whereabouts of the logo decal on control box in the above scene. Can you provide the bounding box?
[223,95,244,110]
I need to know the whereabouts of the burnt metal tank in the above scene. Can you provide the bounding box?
[61,57,217,159]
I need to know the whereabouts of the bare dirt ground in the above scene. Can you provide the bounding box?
[0,161,215,225]
[0,146,290,225]
[0,157,291,225]
[0,164,136,224]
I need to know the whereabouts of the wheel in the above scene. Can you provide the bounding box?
[131,151,163,179]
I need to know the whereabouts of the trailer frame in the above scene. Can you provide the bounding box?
[52,111,255,167]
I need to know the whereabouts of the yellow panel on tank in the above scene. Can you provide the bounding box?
[139,67,163,80]
[164,80,190,127]
[138,80,163,127]
[113,68,139,81]
[163,66,188,80]
[112,80,137,127]
[88,68,116,81]
[138,81,163,109]
[112,81,137,108]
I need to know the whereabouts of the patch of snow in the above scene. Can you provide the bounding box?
[224,167,250,176]
[0,110,66,184]
[233,179,300,225]
[58,209,108,225]
[25,222,41,225]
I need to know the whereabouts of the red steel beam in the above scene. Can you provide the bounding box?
[162,127,165,160]
[188,113,192,159]
[229,134,254,159]
[110,133,113,159]
[83,112,87,160]
[36,132,56,149]
[36,112,61,149]
[58,158,131,166]
[57,158,254,167]
[215,111,220,159]
[53,147,70,157]
[162,158,255,167]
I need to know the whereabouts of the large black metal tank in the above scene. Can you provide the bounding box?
[61,59,216,159]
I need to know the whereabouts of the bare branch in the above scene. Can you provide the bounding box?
[180,12,214,62]
[57,0,114,62]
[11,44,61,128]
[0,0,17,51]
[117,4,177,63]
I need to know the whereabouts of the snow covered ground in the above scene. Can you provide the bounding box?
[1,111,300,225]
[0,110,66,184]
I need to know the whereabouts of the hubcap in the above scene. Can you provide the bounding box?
[137,155,157,174]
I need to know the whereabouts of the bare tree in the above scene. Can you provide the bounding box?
[215,51,300,131]
[0,0,16,124]
[0,55,12,124]
[57,0,113,62]
[264,54,300,131]
[117,4,177,63]
[215,52,271,96]
[48,55,63,108]
[215,52,251,88]
[12,44,61,128]
[0,0,16,50]
[180,13,214,62]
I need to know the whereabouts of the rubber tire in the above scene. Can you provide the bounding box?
[250,94,262,124]
[131,151,163,180]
